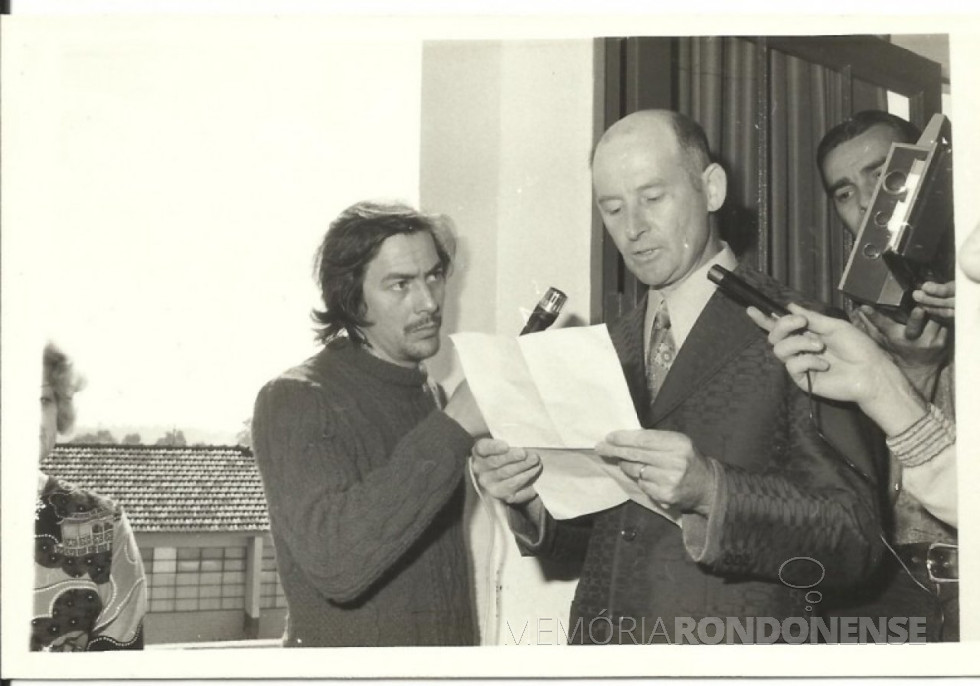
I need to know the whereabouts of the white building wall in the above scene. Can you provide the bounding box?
[421,39,599,644]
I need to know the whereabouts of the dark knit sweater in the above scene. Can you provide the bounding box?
[252,339,476,646]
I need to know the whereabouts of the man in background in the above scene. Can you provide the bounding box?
[253,201,485,647]
[817,110,954,400]
[816,110,957,639]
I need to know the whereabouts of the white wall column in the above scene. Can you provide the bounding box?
[421,39,598,644]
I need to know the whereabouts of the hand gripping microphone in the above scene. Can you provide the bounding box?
[519,287,567,335]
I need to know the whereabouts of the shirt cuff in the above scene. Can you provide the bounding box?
[886,404,955,469]
[681,457,728,564]
[506,498,548,550]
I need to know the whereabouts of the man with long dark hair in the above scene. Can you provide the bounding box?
[252,201,485,647]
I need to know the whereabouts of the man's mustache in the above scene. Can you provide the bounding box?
[405,314,442,334]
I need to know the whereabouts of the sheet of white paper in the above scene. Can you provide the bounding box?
[450,332,564,447]
[452,326,660,520]
[537,449,682,523]
[451,325,640,449]
[535,449,629,519]
[518,325,642,446]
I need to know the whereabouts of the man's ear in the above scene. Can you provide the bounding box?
[702,162,727,212]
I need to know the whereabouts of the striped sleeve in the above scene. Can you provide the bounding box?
[887,404,955,468]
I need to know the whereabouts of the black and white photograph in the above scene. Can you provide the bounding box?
[3,1,980,680]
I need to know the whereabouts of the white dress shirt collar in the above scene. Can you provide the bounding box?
[644,243,739,353]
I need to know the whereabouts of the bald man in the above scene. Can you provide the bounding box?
[473,110,883,644]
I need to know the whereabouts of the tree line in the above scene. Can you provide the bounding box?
[71,429,187,446]
[70,419,252,447]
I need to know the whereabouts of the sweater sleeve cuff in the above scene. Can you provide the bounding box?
[886,404,955,469]
[682,458,728,564]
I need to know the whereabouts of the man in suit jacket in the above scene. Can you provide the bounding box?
[472,109,884,644]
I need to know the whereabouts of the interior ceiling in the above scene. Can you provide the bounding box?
[889,34,951,83]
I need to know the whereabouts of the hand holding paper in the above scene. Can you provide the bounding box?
[455,325,679,523]
[471,438,542,506]
[597,429,717,517]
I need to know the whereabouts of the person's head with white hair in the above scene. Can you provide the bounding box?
[40,342,85,461]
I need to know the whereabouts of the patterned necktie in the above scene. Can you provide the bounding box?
[646,299,675,404]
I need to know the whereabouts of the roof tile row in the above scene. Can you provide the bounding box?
[42,444,271,534]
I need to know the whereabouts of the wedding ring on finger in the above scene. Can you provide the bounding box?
[637,465,647,482]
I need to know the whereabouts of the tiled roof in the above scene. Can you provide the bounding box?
[41,444,269,534]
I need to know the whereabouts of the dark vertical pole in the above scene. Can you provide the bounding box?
[243,535,263,640]
[600,38,626,324]
[755,38,770,274]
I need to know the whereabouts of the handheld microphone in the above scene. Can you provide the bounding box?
[708,266,789,319]
[519,287,567,335]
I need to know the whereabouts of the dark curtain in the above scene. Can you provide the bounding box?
[677,37,762,267]
[768,47,844,306]
[676,37,886,309]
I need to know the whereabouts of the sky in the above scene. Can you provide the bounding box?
[8,20,423,443]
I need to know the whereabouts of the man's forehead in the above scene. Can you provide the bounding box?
[370,232,438,274]
[829,125,900,167]
[599,120,680,156]
[593,130,682,184]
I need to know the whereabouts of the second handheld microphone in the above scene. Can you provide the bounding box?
[707,266,789,318]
